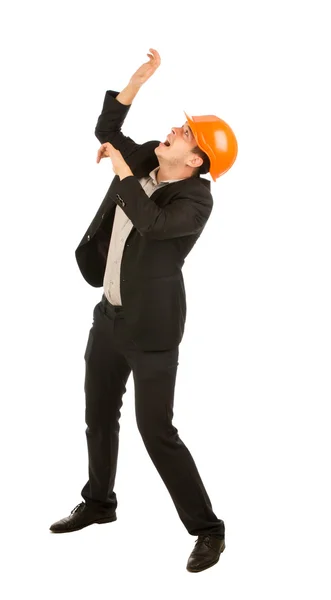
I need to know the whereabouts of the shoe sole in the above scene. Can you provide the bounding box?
[50,514,117,533]
[186,542,226,573]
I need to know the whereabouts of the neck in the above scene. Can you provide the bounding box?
[156,163,193,183]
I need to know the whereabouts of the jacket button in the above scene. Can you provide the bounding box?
[87,235,90,240]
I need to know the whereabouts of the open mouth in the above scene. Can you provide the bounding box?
[164,140,171,147]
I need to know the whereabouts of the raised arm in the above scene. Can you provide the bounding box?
[95,48,161,160]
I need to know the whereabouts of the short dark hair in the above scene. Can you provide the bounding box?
[191,145,210,177]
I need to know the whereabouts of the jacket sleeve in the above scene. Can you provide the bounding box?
[112,176,213,240]
[94,90,141,159]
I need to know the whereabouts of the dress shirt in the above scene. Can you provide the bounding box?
[103,166,185,305]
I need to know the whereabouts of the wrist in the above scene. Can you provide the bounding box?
[119,167,133,181]
[116,82,141,106]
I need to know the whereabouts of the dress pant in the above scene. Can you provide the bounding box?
[81,293,225,538]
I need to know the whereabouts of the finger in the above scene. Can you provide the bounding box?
[150,48,160,62]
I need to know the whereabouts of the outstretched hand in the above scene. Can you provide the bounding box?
[96,142,133,180]
[129,48,161,87]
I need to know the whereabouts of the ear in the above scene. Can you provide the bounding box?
[186,155,203,169]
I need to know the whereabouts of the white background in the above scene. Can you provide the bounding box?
[1,0,330,597]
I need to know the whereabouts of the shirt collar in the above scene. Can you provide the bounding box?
[148,166,185,185]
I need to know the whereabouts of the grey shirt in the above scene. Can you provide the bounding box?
[103,166,185,305]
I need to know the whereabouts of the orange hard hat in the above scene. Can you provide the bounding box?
[183,111,238,181]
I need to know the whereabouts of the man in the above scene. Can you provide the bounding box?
[50,48,238,573]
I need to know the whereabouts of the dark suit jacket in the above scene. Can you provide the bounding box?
[75,90,213,351]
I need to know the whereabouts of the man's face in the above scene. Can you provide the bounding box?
[155,122,198,165]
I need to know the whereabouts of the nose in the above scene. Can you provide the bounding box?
[170,127,181,138]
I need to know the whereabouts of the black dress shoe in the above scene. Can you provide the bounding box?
[49,502,117,533]
[186,535,226,572]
